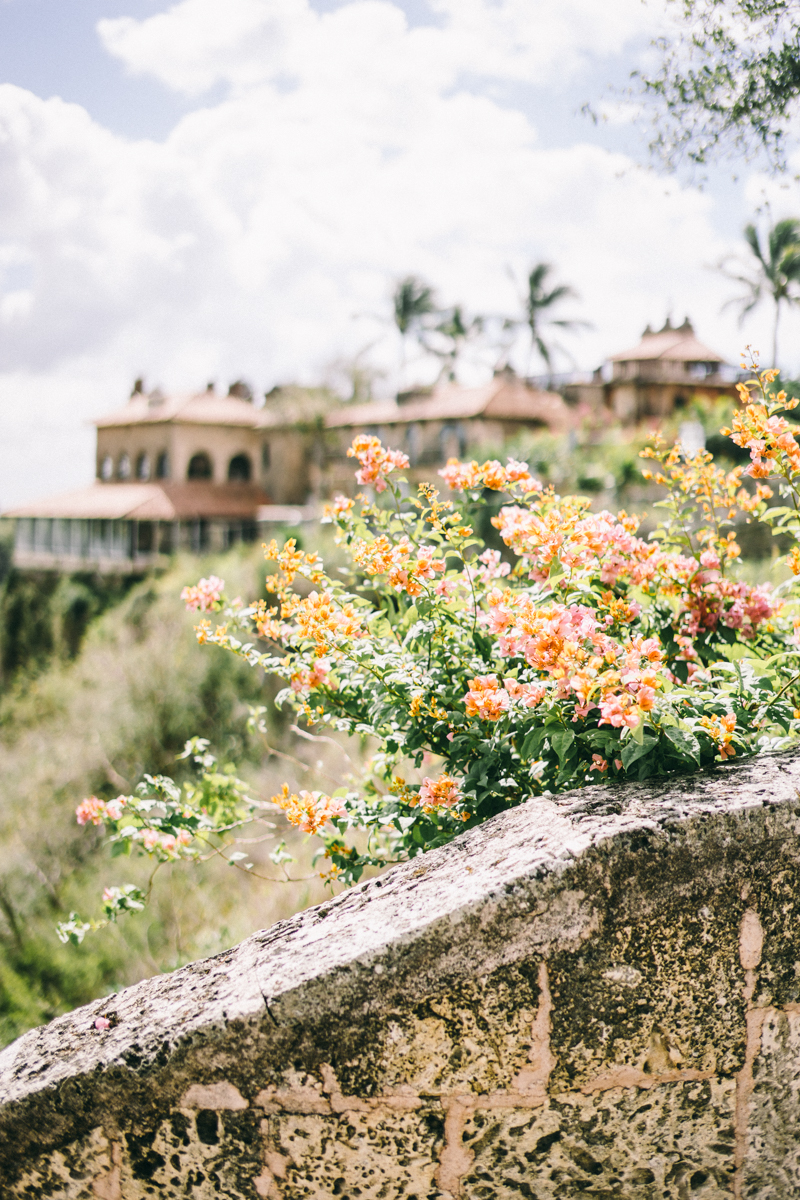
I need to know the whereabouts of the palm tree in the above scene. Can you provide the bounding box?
[392,276,437,377]
[504,263,590,377]
[720,218,800,367]
[427,305,484,382]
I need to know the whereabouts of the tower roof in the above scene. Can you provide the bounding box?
[610,317,727,365]
[94,389,261,429]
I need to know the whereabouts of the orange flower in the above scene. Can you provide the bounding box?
[272,784,347,834]
[417,773,462,812]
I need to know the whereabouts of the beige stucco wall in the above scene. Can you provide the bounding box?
[326,417,550,490]
[95,423,316,503]
[4,751,800,1196]
[261,430,316,505]
[96,424,263,486]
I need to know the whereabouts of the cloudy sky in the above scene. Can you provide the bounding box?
[1,0,799,507]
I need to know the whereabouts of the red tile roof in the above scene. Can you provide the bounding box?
[95,386,338,431]
[611,326,726,364]
[5,482,269,521]
[95,391,262,429]
[325,376,569,431]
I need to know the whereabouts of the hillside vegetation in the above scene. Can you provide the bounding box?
[0,545,331,1046]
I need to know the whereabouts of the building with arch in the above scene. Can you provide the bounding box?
[563,318,739,422]
[321,371,570,494]
[4,383,325,569]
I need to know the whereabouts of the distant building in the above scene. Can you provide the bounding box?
[4,382,329,570]
[0,365,604,569]
[322,371,570,492]
[565,318,738,422]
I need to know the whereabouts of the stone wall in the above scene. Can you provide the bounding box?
[4,752,800,1198]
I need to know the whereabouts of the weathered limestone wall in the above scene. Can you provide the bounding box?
[4,752,800,1198]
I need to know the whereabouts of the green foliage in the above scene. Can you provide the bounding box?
[720,219,800,367]
[0,547,328,1044]
[635,0,800,170]
[502,262,589,374]
[71,379,800,922]
[0,568,137,683]
[393,276,437,339]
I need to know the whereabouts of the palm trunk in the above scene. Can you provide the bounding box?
[773,299,780,370]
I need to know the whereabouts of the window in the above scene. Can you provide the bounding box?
[155,450,170,479]
[136,452,150,480]
[187,452,213,480]
[136,522,154,553]
[100,455,113,481]
[405,424,419,466]
[261,442,271,471]
[228,453,252,482]
[117,452,131,480]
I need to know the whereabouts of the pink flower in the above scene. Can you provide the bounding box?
[589,754,608,773]
[76,797,107,826]
[435,578,457,597]
[474,549,511,582]
[181,575,225,612]
[418,773,462,810]
[94,1017,111,1031]
[142,829,159,850]
[505,679,546,708]
[463,675,511,721]
[104,797,126,821]
[347,435,409,492]
[599,694,639,729]
[274,786,348,835]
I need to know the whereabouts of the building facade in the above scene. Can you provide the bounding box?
[564,318,739,422]
[4,383,326,570]
[321,372,571,493]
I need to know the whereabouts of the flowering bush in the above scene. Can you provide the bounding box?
[63,355,800,937]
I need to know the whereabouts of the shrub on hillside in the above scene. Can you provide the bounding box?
[66,356,800,935]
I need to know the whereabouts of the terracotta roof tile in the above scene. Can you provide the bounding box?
[4,482,269,521]
[95,391,261,429]
[325,377,569,430]
[611,329,727,364]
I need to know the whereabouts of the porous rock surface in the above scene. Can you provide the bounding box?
[3,752,800,1197]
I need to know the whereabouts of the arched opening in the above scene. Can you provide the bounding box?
[136,452,150,481]
[187,452,213,481]
[155,451,170,479]
[228,453,252,482]
[117,452,131,480]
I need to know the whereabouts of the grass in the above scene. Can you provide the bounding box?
[0,542,340,1046]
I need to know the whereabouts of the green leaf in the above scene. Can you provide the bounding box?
[550,728,575,765]
[663,726,701,763]
[621,735,658,770]
[520,726,547,760]
[367,613,394,640]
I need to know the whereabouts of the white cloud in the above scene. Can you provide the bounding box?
[0,0,784,508]
[98,0,662,96]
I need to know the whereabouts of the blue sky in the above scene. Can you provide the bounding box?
[0,0,795,506]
